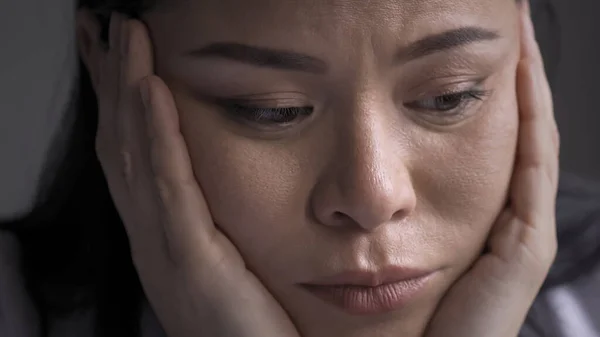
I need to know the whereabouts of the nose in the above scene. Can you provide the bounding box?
[310,114,417,232]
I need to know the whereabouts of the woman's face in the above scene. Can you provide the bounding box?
[144,0,520,336]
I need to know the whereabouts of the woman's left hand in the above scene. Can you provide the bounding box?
[423,3,559,337]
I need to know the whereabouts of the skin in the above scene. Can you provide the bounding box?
[150,0,518,334]
[77,1,558,336]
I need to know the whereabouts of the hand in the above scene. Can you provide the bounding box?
[94,14,300,337]
[423,3,559,337]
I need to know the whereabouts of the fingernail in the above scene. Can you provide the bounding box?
[140,77,151,110]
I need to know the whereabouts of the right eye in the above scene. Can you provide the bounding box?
[221,101,314,126]
[229,105,314,124]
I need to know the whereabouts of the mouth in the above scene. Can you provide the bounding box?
[299,267,436,315]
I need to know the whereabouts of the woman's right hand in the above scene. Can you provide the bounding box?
[94,13,300,337]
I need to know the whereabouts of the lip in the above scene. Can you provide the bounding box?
[300,267,435,315]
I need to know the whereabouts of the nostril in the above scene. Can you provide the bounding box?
[329,211,362,228]
[332,211,348,221]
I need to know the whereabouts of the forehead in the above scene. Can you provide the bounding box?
[147,0,517,53]
[156,0,514,25]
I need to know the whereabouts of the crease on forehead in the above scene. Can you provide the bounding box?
[146,0,516,55]
[160,0,510,24]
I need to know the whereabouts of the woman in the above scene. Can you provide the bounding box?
[2,0,598,336]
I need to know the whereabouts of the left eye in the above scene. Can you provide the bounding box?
[406,90,489,113]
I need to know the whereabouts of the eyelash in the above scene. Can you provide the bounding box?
[224,104,314,125]
[221,89,489,126]
[405,89,491,115]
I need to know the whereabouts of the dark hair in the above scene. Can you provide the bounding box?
[11,67,144,335]
[7,1,595,337]
[7,1,156,335]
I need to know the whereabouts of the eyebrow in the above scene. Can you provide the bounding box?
[188,43,328,74]
[398,26,500,62]
[186,26,500,73]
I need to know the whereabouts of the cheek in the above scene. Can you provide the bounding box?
[175,96,310,273]
[410,79,519,270]
[171,66,519,282]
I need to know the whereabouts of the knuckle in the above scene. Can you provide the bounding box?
[154,176,178,209]
[95,134,134,186]
[525,243,556,277]
[542,242,558,269]
[518,151,544,170]
[538,230,558,268]
[162,236,185,269]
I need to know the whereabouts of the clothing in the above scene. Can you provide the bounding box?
[519,173,600,337]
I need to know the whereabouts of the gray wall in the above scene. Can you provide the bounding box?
[548,0,600,182]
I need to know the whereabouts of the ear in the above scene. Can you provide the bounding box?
[76,9,106,91]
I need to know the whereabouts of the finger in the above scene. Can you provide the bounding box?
[515,58,557,196]
[520,3,555,126]
[508,9,559,263]
[520,1,543,69]
[511,62,559,268]
[117,18,154,173]
[523,18,560,158]
[513,73,557,227]
[97,17,152,194]
[518,7,560,186]
[96,13,123,134]
[112,19,169,255]
[95,16,163,265]
[95,13,131,209]
[141,75,219,267]
[119,19,153,102]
